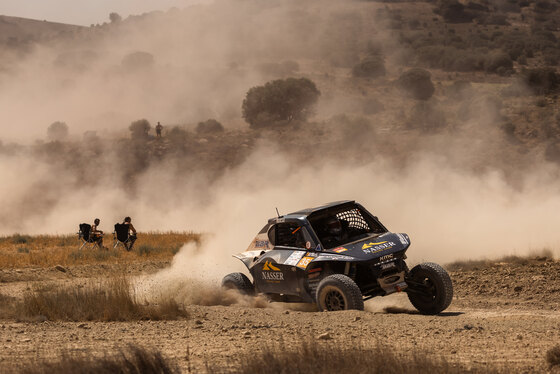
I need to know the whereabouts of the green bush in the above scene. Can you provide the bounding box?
[352,55,386,78]
[196,119,224,134]
[242,78,320,128]
[47,122,69,142]
[12,234,31,244]
[523,68,560,95]
[397,68,435,100]
[129,119,151,139]
[438,0,476,23]
[535,0,557,13]
[484,51,513,73]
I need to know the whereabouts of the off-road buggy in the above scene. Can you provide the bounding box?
[222,201,453,314]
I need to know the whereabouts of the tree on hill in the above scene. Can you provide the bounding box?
[109,12,122,23]
[242,78,320,128]
[436,0,476,23]
[396,68,435,100]
[352,54,386,78]
[47,121,69,141]
[196,119,224,134]
[129,119,151,139]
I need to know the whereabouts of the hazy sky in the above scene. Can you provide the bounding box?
[0,0,208,25]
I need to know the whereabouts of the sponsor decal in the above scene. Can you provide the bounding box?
[261,260,284,281]
[255,240,270,249]
[261,271,284,281]
[305,241,311,250]
[263,261,280,271]
[362,241,396,254]
[381,262,395,270]
[333,247,348,253]
[362,241,387,249]
[315,244,322,252]
[316,254,350,261]
[284,251,305,266]
[296,256,314,269]
[396,234,408,245]
[379,254,394,262]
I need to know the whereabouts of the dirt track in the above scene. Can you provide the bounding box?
[1,259,559,373]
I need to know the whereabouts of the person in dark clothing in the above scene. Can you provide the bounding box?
[321,216,349,249]
[123,216,137,250]
[91,218,105,248]
[155,122,163,137]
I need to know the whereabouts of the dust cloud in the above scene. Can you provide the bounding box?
[1,0,559,307]
[133,141,560,308]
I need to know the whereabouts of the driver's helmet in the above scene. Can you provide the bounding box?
[326,216,342,235]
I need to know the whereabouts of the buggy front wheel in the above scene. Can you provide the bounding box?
[316,274,364,311]
[406,262,453,315]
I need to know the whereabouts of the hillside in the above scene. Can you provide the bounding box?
[0,15,83,44]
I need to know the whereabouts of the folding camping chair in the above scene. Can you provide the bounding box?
[78,223,101,250]
[113,223,132,251]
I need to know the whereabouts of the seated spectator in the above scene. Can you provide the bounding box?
[123,216,137,250]
[91,218,105,249]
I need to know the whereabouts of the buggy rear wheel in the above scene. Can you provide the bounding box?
[221,273,254,296]
[316,274,364,311]
[406,262,453,315]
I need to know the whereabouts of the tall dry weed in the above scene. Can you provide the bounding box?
[16,277,188,321]
[206,340,509,374]
[15,344,180,374]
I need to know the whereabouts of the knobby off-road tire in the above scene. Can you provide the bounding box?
[407,262,453,315]
[316,274,364,311]
[221,273,254,296]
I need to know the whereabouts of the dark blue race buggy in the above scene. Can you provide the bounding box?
[222,201,453,314]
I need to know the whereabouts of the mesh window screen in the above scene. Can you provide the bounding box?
[336,209,370,230]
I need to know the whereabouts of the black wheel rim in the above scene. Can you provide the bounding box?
[324,289,345,311]
[418,276,436,301]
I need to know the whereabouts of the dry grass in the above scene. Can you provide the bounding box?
[0,292,17,319]
[446,249,555,272]
[14,345,180,374]
[9,277,188,322]
[206,340,509,374]
[0,231,201,269]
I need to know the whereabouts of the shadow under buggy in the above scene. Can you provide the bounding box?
[222,200,453,314]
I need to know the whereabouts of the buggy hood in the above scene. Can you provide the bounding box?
[320,232,410,262]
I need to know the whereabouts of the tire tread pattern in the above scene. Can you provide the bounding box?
[316,274,364,311]
[407,262,453,315]
[221,272,254,295]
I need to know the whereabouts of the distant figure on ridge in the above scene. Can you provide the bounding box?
[156,122,163,138]
[123,216,137,250]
